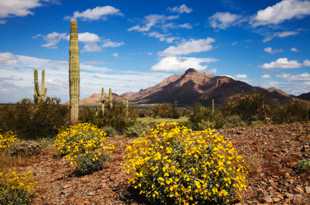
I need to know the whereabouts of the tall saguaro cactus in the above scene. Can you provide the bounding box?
[108,88,113,109]
[33,68,46,104]
[211,98,215,115]
[69,19,80,124]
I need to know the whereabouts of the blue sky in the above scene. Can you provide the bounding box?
[0,0,309,102]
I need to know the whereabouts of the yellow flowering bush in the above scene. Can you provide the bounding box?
[54,123,113,175]
[0,131,17,152]
[124,122,247,204]
[0,169,36,205]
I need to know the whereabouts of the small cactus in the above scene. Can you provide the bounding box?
[108,88,113,109]
[96,88,105,116]
[33,68,47,104]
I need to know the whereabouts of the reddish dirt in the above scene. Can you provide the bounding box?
[14,122,310,204]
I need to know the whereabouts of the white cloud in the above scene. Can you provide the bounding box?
[151,56,217,72]
[261,58,307,69]
[147,32,176,43]
[291,47,299,52]
[168,4,192,14]
[102,39,124,48]
[264,47,283,54]
[112,52,119,57]
[0,0,42,23]
[253,0,310,26]
[71,6,121,21]
[263,31,299,42]
[235,74,247,79]
[35,32,123,52]
[128,14,179,32]
[209,12,241,29]
[277,73,310,81]
[304,60,310,66]
[0,52,172,102]
[160,38,215,56]
[261,74,271,79]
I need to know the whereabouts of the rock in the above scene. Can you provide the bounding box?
[272,197,281,202]
[292,194,303,204]
[294,185,304,193]
[305,186,310,194]
[263,195,273,203]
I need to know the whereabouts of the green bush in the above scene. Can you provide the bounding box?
[74,153,108,176]
[103,126,117,137]
[223,115,246,128]
[125,122,148,138]
[0,97,68,139]
[296,159,310,173]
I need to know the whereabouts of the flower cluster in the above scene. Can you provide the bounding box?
[54,123,113,174]
[0,131,17,152]
[0,169,36,204]
[124,122,247,204]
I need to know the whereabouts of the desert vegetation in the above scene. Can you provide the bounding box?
[0,19,309,205]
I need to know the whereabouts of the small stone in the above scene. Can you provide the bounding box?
[294,185,304,194]
[272,197,281,202]
[305,186,310,194]
[292,194,303,204]
[263,195,273,203]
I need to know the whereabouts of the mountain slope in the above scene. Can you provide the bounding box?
[123,68,290,105]
[297,92,310,101]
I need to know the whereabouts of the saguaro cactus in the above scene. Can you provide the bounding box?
[69,19,80,124]
[108,88,113,109]
[33,68,46,104]
[96,87,105,116]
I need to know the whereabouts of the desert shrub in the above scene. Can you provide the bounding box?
[190,104,224,130]
[125,122,149,138]
[271,101,309,123]
[124,122,247,205]
[0,131,17,152]
[224,93,269,123]
[0,169,35,205]
[93,101,137,133]
[296,159,310,173]
[223,115,246,128]
[54,123,114,175]
[7,141,41,157]
[103,126,117,137]
[0,97,68,139]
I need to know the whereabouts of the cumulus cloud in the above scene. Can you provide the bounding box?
[261,74,271,79]
[168,4,192,14]
[291,47,299,52]
[0,52,172,102]
[34,32,124,52]
[147,32,176,43]
[209,12,242,29]
[277,73,310,81]
[151,56,217,72]
[261,58,310,69]
[70,6,121,21]
[235,74,247,79]
[160,38,215,56]
[264,47,283,54]
[263,31,299,42]
[102,39,124,48]
[253,0,310,26]
[128,14,179,32]
[0,0,43,23]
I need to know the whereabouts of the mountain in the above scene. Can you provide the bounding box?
[80,68,294,106]
[80,92,125,106]
[121,68,291,105]
[297,92,310,101]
